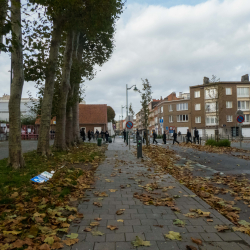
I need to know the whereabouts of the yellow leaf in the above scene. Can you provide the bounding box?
[44,237,54,246]
[164,231,182,241]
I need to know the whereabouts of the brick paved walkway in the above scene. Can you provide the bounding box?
[64,138,250,250]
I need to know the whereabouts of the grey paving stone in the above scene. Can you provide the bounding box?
[214,242,245,250]
[235,232,250,246]
[125,232,145,242]
[99,214,115,220]
[200,232,223,242]
[217,232,242,241]
[141,219,158,225]
[156,219,172,225]
[115,225,133,233]
[145,232,165,241]
[124,219,141,226]
[157,241,180,250]
[70,241,95,250]
[146,214,163,219]
[106,233,125,242]
[133,225,152,233]
[115,241,136,250]
[94,242,115,250]
[186,225,206,233]
[131,213,147,219]
[202,225,218,233]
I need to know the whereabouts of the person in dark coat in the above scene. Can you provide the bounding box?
[163,131,167,144]
[173,130,179,144]
[88,130,91,142]
[123,129,126,143]
[186,129,192,143]
[153,131,158,144]
[194,127,199,144]
[95,129,99,139]
[101,130,105,141]
[105,130,109,142]
[80,128,85,142]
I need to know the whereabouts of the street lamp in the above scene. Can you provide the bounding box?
[126,84,139,146]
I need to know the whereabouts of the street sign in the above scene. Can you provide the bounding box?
[126,121,133,130]
[166,126,168,130]
[160,123,163,128]
[160,119,163,123]
[237,115,244,123]
[237,110,243,115]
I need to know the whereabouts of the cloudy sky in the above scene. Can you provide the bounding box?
[1,0,250,120]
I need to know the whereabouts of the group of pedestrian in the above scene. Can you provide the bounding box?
[173,127,200,145]
[80,128,111,143]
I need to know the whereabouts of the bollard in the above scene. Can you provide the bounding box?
[137,136,142,158]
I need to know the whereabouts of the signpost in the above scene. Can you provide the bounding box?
[126,121,133,150]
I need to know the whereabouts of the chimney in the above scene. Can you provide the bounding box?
[241,74,249,82]
[203,77,209,84]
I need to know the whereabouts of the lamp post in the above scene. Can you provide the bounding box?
[126,84,138,146]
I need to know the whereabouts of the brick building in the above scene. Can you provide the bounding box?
[79,104,107,132]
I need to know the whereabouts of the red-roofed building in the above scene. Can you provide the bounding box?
[79,104,108,132]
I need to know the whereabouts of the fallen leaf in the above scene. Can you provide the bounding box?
[44,237,54,246]
[63,239,79,246]
[191,237,203,245]
[109,189,117,192]
[11,240,25,248]
[116,209,125,215]
[165,231,182,241]
[51,242,63,249]
[107,225,118,230]
[131,236,151,247]
[66,233,78,239]
[117,219,124,222]
[91,230,104,236]
[215,225,230,232]
[39,243,51,250]
[84,227,92,232]
[173,219,185,227]
[94,218,102,221]
[90,222,99,227]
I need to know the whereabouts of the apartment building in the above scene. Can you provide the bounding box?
[190,74,250,137]
[156,92,191,135]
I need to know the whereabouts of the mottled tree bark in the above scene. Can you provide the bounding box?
[54,31,75,151]
[8,0,24,169]
[37,17,63,155]
[66,84,74,146]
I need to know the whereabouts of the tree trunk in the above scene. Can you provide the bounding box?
[66,85,74,146]
[37,17,63,155]
[54,31,75,151]
[72,35,84,144]
[8,0,24,169]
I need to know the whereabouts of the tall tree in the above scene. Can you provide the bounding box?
[0,0,8,52]
[107,106,116,123]
[8,0,25,168]
[140,78,152,147]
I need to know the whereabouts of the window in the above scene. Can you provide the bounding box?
[194,91,200,98]
[238,101,250,110]
[244,114,250,123]
[177,115,188,122]
[206,116,218,125]
[227,115,233,122]
[205,102,217,112]
[169,104,173,111]
[195,104,201,110]
[205,88,218,99]
[160,106,163,113]
[176,103,188,111]
[237,87,249,97]
[195,116,201,123]
[226,101,232,108]
[226,88,232,95]
[154,117,157,123]
[169,115,173,123]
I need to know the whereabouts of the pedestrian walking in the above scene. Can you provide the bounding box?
[173,130,179,144]
[101,130,105,141]
[95,129,99,139]
[105,130,109,142]
[80,128,85,142]
[194,127,199,144]
[153,131,158,144]
[123,129,126,143]
[163,131,166,144]
[88,130,91,142]
[91,130,94,140]
[186,129,192,143]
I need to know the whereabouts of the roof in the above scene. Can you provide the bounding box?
[190,81,250,88]
[79,104,107,124]
[35,116,56,125]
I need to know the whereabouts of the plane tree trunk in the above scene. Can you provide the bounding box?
[8,0,24,169]
[37,17,63,155]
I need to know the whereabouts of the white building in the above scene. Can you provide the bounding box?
[0,94,37,121]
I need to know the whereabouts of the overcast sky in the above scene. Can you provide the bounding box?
[1,0,250,121]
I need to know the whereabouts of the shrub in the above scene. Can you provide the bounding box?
[205,139,231,147]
